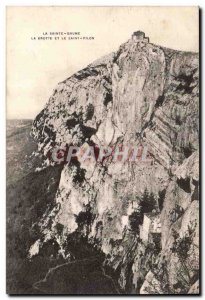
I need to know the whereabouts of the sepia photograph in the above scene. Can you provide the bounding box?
[6,6,200,295]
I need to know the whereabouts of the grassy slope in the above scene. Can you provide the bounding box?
[6,120,63,294]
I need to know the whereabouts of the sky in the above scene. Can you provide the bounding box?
[7,6,199,119]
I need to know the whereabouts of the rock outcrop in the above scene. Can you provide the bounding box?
[30,32,199,294]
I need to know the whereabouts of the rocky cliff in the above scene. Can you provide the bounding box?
[30,32,199,294]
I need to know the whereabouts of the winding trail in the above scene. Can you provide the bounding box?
[100,264,120,294]
[33,256,120,294]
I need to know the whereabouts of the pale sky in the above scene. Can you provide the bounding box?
[7,6,199,119]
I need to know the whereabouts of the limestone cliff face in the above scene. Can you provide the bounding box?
[31,33,199,294]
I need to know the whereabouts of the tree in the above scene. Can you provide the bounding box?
[140,189,157,213]
[129,210,143,233]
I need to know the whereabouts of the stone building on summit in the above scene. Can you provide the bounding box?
[132,31,149,43]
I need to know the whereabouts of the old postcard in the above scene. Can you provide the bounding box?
[6,6,200,295]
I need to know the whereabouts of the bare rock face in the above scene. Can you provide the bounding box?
[31,32,199,294]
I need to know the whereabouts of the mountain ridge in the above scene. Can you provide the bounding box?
[29,32,199,294]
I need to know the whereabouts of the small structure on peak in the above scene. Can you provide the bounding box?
[132,31,149,43]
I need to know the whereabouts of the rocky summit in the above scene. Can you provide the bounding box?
[30,32,199,294]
